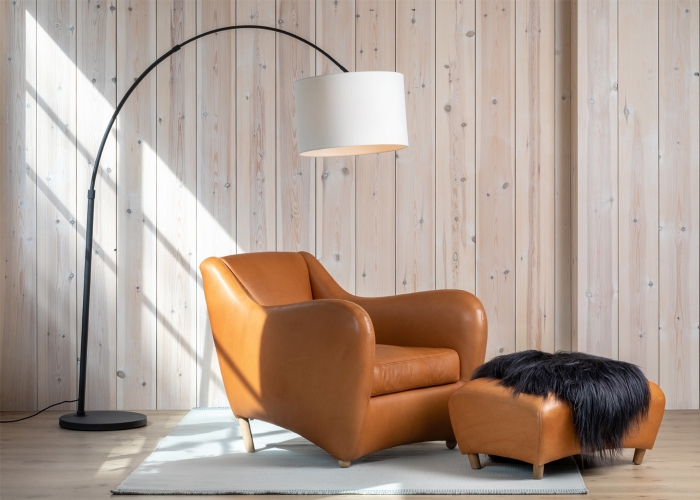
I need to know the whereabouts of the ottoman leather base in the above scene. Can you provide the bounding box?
[448,378,665,479]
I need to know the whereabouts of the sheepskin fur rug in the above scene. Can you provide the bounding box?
[471,350,651,459]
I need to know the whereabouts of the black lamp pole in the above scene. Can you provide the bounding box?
[59,26,348,430]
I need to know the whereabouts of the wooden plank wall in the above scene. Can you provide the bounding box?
[573,0,619,360]
[554,0,572,353]
[2,0,700,411]
[2,0,38,410]
[618,0,659,386]
[657,0,699,409]
[315,0,355,290]
[435,0,476,295]
[196,0,237,409]
[396,0,435,294]
[236,0,275,255]
[515,0,554,353]
[355,0,396,297]
[277,0,315,253]
[116,0,157,410]
[571,0,699,409]
[155,0,197,410]
[477,0,515,359]
[36,0,78,411]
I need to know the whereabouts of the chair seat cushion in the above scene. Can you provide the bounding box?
[372,345,460,397]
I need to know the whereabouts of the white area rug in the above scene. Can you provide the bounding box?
[112,408,587,495]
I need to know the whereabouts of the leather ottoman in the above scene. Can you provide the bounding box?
[448,378,665,479]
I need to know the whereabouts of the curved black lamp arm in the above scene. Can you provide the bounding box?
[77,25,348,415]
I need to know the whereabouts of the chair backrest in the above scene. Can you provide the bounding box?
[219,252,313,306]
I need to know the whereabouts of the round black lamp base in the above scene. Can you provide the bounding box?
[59,411,147,431]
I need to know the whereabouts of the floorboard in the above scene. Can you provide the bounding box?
[0,410,698,499]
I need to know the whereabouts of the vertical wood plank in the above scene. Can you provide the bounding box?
[196,0,236,407]
[355,0,396,297]
[476,0,516,358]
[116,0,157,410]
[435,0,476,294]
[315,0,356,292]
[515,0,555,352]
[618,0,659,382]
[554,0,572,352]
[0,0,4,401]
[0,12,3,403]
[236,0,275,254]
[1,0,38,411]
[659,0,700,409]
[570,0,579,352]
[276,0,315,252]
[156,0,197,410]
[573,0,618,358]
[396,0,435,294]
[77,0,117,411]
[36,0,77,410]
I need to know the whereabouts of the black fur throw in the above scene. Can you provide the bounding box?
[471,350,651,459]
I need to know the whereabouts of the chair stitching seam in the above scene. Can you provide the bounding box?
[374,352,459,367]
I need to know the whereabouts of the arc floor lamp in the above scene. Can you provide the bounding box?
[59,25,408,430]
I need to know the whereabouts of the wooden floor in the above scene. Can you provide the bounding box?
[1,410,699,499]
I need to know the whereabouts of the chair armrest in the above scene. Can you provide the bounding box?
[200,257,375,460]
[300,251,488,380]
[254,298,376,416]
[352,291,487,381]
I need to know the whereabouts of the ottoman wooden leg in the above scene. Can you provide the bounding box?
[338,460,352,468]
[446,440,457,450]
[633,449,646,465]
[533,465,544,480]
[468,454,482,470]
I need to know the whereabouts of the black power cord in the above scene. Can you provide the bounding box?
[0,399,79,423]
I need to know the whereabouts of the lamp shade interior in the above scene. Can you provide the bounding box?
[294,71,409,157]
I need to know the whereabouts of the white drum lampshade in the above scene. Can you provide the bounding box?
[294,71,409,157]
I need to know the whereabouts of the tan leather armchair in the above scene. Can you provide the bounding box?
[200,251,487,466]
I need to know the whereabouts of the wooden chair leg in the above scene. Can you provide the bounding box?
[468,454,482,470]
[446,440,457,450]
[338,460,351,468]
[238,418,255,453]
[533,464,544,480]
[633,448,646,465]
